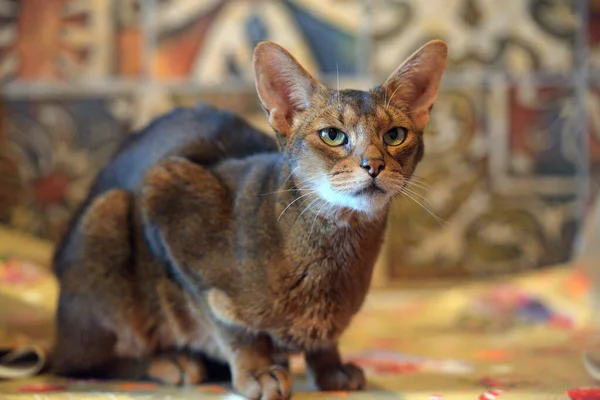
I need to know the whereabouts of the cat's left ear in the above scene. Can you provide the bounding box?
[382,40,448,131]
[254,42,321,136]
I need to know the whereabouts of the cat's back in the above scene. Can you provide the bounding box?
[91,103,277,198]
[54,103,277,275]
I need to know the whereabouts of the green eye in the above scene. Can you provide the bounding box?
[383,127,407,146]
[319,128,348,146]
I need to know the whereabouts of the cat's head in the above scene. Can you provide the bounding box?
[253,40,447,217]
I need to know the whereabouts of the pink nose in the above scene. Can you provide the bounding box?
[361,158,385,177]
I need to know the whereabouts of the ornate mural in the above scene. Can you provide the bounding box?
[0,0,597,279]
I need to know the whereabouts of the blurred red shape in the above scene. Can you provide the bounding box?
[567,387,600,400]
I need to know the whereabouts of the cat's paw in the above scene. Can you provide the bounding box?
[146,354,206,385]
[234,365,291,400]
[311,362,366,391]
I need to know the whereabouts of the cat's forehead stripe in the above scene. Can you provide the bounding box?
[342,105,360,127]
[378,107,394,127]
[340,89,375,115]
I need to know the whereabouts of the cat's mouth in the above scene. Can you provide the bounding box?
[353,182,386,197]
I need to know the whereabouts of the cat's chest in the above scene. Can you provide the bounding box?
[264,216,384,349]
[268,254,372,350]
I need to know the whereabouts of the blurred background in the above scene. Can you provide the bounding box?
[0,0,598,284]
[2,2,600,397]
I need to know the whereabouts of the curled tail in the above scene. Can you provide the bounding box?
[0,345,48,379]
[584,351,600,381]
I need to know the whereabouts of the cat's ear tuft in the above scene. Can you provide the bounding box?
[253,42,320,136]
[382,40,448,131]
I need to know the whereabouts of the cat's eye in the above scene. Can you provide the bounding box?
[383,127,407,146]
[319,128,348,146]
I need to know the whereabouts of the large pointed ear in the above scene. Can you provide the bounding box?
[253,42,320,136]
[382,40,448,131]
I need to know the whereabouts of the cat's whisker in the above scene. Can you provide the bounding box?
[405,179,430,190]
[329,170,350,177]
[406,178,431,188]
[283,166,299,186]
[277,192,315,222]
[261,185,317,196]
[399,189,446,226]
[329,186,356,195]
[386,81,406,111]
[215,140,227,154]
[295,196,322,223]
[325,202,337,222]
[336,62,341,112]
[297,192,318,208]
[383,83,388,110]
[262,174,329,196]
[403,173,432,185]
[404,180,431,193]
[290,174,328,188]
[398,191,444,226]
[401,108,420,116]
[308,200,329,240]
[401,185,436,209]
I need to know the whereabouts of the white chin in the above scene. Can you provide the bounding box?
[315,180,389,215]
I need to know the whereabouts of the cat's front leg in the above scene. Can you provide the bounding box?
[215,330,291,400]
[208,290,292,399]
[231,345,291,400]
[305,345,365,391]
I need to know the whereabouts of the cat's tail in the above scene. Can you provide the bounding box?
[583,351,600,381]
[0,345,48,379]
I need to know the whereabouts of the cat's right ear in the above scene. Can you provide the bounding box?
[382,40,447,131]
[253,42,320,136]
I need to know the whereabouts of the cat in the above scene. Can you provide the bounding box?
[51,40,447,399]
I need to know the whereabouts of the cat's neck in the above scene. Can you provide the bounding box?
[272,157,388,231]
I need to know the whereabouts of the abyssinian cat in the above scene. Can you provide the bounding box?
[52,40,447,399]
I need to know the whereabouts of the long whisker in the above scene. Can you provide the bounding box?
[386,81,406,110]
[401,185,437,209]
[404,179,431,192]
[407,178,432,188]
[401,108,422,116]
[336,62,341,111]
[324,202,337,223]
[400,192,445,227]
[283,166,298,186]
[403,173,432,185]
[309,200,329,240]
[383,82,387,110]
[262,173,328,196]
[399,189,446,226]
[277,192,315,222]
[297,192,317,208]
[261,185,316,196]
[295,196,321,223]
[290,174,328,188]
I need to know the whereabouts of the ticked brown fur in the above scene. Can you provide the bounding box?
[52,41,447,399]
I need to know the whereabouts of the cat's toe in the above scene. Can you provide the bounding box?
[235,365,292,400]
[176,354,206,385]
[147,356,182,385]
[146,354,206,386]
[312,362,366,391]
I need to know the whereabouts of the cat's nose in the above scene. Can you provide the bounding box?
[361,158,385,178]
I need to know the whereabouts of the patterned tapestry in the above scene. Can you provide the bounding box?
[0,0,598,280]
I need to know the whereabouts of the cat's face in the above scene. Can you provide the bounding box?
[285,88,423,215]
[254,41,447,216]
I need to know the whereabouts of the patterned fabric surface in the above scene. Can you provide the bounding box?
[0,227,599,399]
[0,0,598,281]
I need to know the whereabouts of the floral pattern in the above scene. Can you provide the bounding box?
[2,100,131,240]
[0,0,598,280]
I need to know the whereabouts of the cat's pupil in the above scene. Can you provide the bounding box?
[328,128,338,140]
[389,129,398,139]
